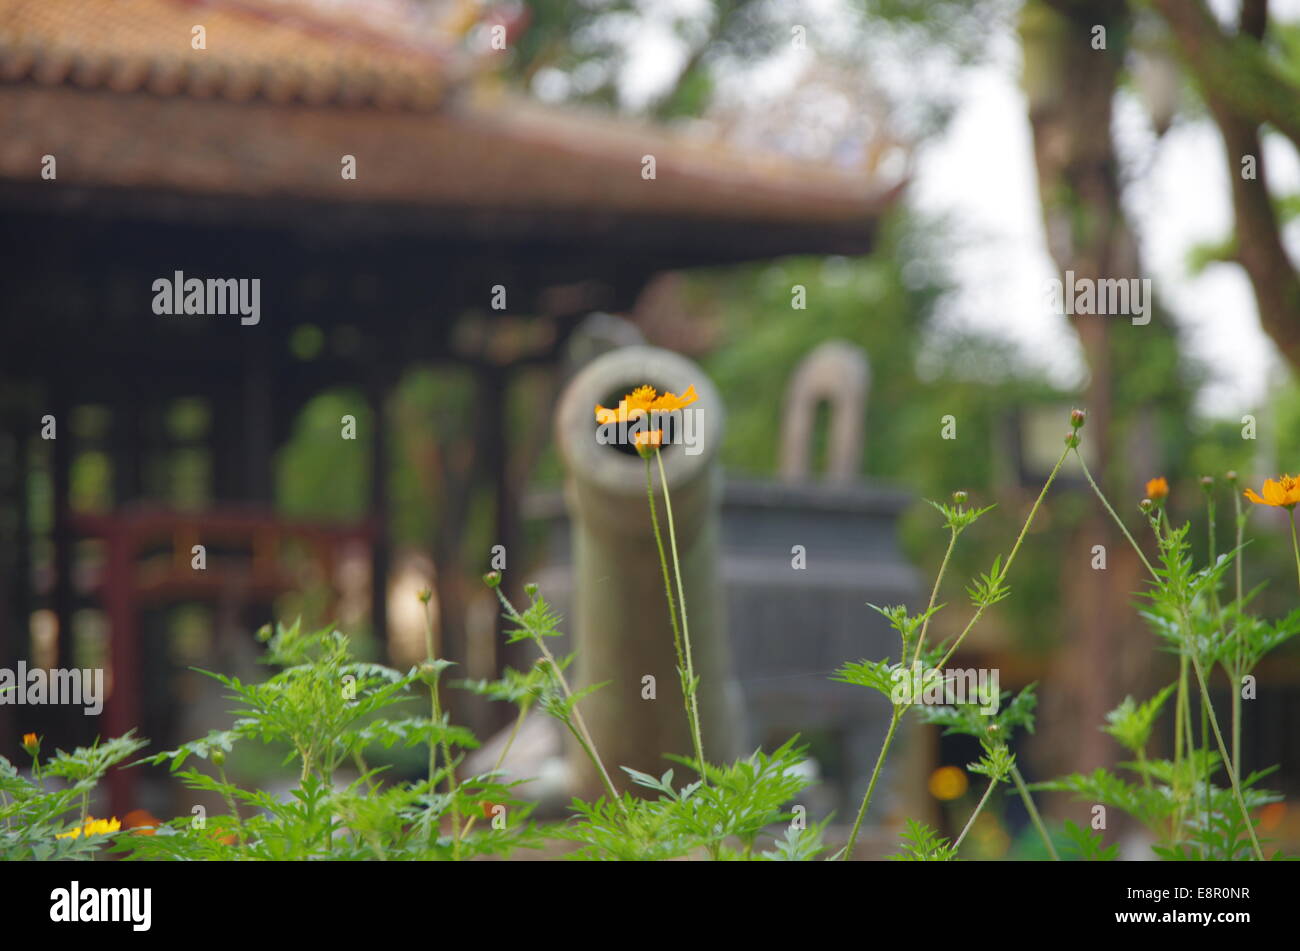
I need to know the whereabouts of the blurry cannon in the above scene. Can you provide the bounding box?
[549,345,742,798]
[524,341,922,828]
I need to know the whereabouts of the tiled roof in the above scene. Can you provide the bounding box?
[0,0,463,109]
[0,0,906,256]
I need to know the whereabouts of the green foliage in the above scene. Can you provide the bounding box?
[1059,820,1118,862]
[966,554,1011,609]
[558,738,819,861]
[889,818,957,861]
[0,733,147,860]
[926,498,997,535]
[1101,685,1176,757]
[920,684,1039,740]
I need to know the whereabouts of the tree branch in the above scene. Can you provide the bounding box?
[1151,0,1300,369]
[1151,0,1300,150]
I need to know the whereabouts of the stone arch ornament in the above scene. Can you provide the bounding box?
[778,340,871,483]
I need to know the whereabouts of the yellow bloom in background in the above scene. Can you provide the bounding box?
[1145,476,1169,500]
[56,816,122,840]
[928,765,969,801]
[1244,475,1300,510]
[21,732,38,751]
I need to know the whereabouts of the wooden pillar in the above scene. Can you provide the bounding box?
[103,521,137,818]
[244,341,274,503]
[111,387,142,506]
[368,378,389,652]
[51,390,77,744]
[0,421,28,750]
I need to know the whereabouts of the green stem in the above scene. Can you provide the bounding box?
[1010,764,1059,860]
[845,446,1068,862]
[1188,646,1265,860]
[939,446,1068,670]
[1075,450,1158,580]
[461,701,530,839]
[421,597,461,859]
[655,448,708,782]
[1232,490,1245,779]
[1135,743,1155,793]
[1200,694,1210,861]
[954,775,999,853]
[1173,653,1189,836]
[1290,510,1300,594]
[843,707,902,861]
[494,589,627,815]
[430,671,461,860]
[218,764,248,857]
[645,453,705,781]
[913,527,957,667]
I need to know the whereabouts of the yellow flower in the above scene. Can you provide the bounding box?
[651,384,698,412]
[928,766,969,801]
[595,384,657,424]
[1145,477,1169,501]
[594,384,698,424]
[1244,475,1300,510]
[21,732,38,753]
[56,816,122,840]
[634,429,664,449]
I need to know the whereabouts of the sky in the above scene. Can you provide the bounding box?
[598,0,1300,420]
[907,24,1300,418]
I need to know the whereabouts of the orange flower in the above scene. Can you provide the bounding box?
[594,384,698,424]
[634,429,664,450]
[21,732,38,753]
[1145,477,1169,501]
[595,384,658,425]
[1244,475,1300,510]
[651,385,698,412]
[123,808,161,836]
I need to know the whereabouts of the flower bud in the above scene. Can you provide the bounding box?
[1139,498,1154,514]
[21,732,39,755]
[952,490,968,505]
[1070,408,1086,429]
[255,624,273,643]
[1065,431,1080,449]
[1200,475,1215,494]
[211,750,226,767]
[483,571,501,588]
[524,582,539,599]
[417,588,432,604]
[1225,470,1238,484]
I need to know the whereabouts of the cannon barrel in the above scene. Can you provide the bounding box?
[553,346,741,797]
